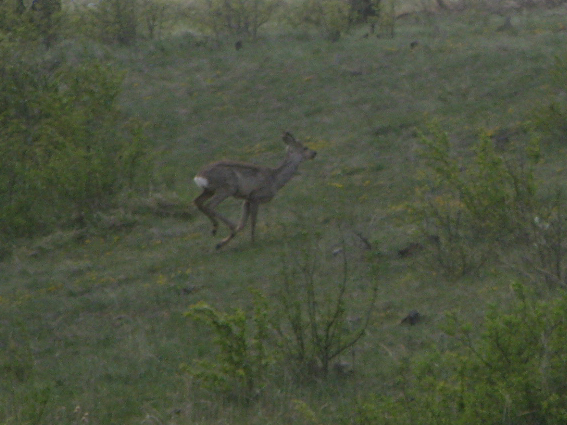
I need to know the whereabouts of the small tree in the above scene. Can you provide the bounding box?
[378,0,395,38]
[287,0,353,41]
[139,0,169,40]
[86,0,138,45]
[188,0,279,42]
[348,0,380,24]
[349,284,567,425]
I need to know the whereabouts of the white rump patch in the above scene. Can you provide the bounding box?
[194,176,209,189]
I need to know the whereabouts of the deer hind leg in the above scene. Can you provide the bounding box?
[193,190,236,237]
[194,190,217,234]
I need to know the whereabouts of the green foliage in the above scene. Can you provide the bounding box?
[521,190,567,288]
[85,0,138,45]
[183,240,376,399]
[3,7,567,424]
[0,0,41,44]
[534,54,567,138]
[139,0,170,40]
[411,122,539,277]
[183,291,274,402]
[0,45,151,237]
[70,0,174,43]
[29,0,62,48]
[444,284,567,424]
[346,0,381,24]
[348,284,567,425]
[287,0,353,41]
[188,0,280,41]
[0,0,62,47]
[0,316,53,425]
[377,0,395,38]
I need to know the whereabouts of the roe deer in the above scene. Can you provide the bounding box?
[193,132,317,249]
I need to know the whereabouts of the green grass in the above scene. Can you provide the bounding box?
[3,5,567,424]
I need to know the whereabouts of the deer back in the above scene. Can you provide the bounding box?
[196,160,278,200]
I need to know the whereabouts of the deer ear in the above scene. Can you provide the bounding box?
[282,131,295,144]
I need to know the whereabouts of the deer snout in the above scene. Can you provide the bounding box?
[308,150,317,160]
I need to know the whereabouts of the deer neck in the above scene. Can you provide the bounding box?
[272,153,303,191]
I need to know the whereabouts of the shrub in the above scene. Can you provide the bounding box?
[376,0,395,38]
[85,0,138,45]
[29,0,62,48]
[348,284,567,425]
[521,190,567,288]
[0,0,58,45]
[139,0,170,40]
[70,0,174,44]
[347,0,381,25]
[188,0,280,42]
[287,0,354,41]
[442,284,567,424]
[0,45,151,237]
[273,240,378,378]
[534,54,567,139]
[182,291,274,403]
[183,239,377,401]
[410,122,539,278]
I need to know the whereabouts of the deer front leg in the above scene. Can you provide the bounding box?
[216,200,251,249]
[249,202,259,243]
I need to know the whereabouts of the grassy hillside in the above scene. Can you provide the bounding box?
[2,5,567,424]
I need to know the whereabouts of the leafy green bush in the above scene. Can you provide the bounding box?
[411,54,567,282]
[347,284,567,425]
[0,45,150,237]
[442,284,567,424]
[410,122,540,277]
[0,315,53,424]
[29,0,62,47]
[348,0,380,24]
[83,0,138,45]
[188,0,280,41]
[138,0,170,40]
[183,291,274,403]
[377,0,395,38]
[534,54,567,139]
[0,0,53,45]
[287,0,353,41]
[183,241,377,402]
[68,0,174,44]
[520,191,567,288]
